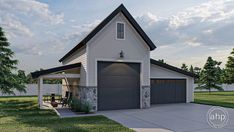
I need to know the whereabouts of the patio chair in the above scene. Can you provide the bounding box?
[51,93,55,102]
[61,92,72,107]
[50,93,58,107]
[59,91,67,102]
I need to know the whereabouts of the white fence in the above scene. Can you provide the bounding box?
[194,84,234,92]
[1,83,233,96]
[0,84,62,96]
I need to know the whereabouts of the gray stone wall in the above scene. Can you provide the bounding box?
[77,86,97,111]
[141,85,150,108]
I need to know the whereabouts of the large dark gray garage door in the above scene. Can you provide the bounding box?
[98,62,140,111]
[151,79,186,104]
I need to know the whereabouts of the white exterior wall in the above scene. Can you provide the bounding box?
[62,46,87,86]
[150,64,194,103]
[87,13,150,87]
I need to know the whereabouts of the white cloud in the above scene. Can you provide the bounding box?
[65,20,101,42]
[136,12,159,26]
[69,19,76,23]
[140,0,234,67]
[158,45,170,49]
[168,0,234,29]
[187,42,202,47]
[71,20,101,33]
[0,0,64,25]
[185,37,202,47]
[203,29,213,34]
[137,0,234,47]
[12,42,43,56]
[0,14,33,37]
[0,0,65,56]
[0,0,64,38]
[18,19,103,57]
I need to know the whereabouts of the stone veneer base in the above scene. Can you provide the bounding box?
[141,85,150,108]
[77,86,97,111]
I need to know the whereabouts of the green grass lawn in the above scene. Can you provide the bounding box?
[194,91,234,108]
[0,96,132,132]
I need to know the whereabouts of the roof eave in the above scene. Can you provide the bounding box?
[150,59,198,78]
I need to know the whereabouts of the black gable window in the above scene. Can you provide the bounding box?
[116,22,125,39]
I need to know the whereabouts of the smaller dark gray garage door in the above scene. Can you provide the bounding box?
[151,79,186,104]
[98,62,140,111]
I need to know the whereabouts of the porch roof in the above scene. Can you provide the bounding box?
[31,63,81,78]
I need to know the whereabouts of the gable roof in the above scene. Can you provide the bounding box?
[150,59,198,78]
[59,4,156,62]
[31,63,81,78]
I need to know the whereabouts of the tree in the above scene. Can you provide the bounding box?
[196,56,223,93]
[193,67,201,83]
[225,48,234,84]
[220,68,228,84]
[0,27,26,94]
[189,65,194,73]
[216,66,223,83]
[15,70,28,90]
[181,63,188,71]
[26,74,37,84]
[194,67,201,75]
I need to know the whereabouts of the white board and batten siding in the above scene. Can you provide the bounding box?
[0,84,62,96]
[61,46,87,86]
[150,64,194,103]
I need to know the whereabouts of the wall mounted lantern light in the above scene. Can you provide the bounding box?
[119,50,124,58]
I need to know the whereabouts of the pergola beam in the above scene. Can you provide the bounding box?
[41,74,80,79]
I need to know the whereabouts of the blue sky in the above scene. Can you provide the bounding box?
[0,0,233,73]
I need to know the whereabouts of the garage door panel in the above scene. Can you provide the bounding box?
[151,84,164,104]
[99,87,138,97]
[164,86,173,103]
[151,79,186,104]
[99,88,136,101]
[175,80,186,103]
[99,95,139,110]
[98,76,139,88]
[98,62,140,111]
[169,81,177,103]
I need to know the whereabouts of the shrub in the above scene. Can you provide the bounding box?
[81,101,92,114]
[69,99,74,108]
[70,99,92,114]
[70,98,82,112]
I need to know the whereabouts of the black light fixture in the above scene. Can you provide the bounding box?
[119,50,124,58]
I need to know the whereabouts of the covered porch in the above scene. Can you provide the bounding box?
[31,63,81,109]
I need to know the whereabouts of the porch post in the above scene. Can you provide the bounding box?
[38,77,43,109]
